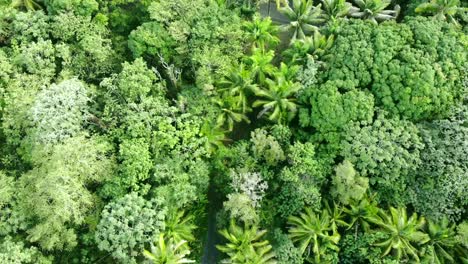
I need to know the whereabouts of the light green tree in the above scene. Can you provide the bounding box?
[0,236,52,264]
[18,135,115,251]
[331,160,369,205]
[29,78,89,147]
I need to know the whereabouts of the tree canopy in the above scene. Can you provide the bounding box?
[0,0,466,263]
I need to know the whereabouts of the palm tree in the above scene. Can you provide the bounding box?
[415,0,467,26]
[368,207,430,262]
[200,121,229,153]
[165,211,197,245]
[143,233,195,264]
[343,194,379,232]
[320,0,353,20]
[282,30,334,64]
[287,207,341,263]
[275,62,300,81]
[218,64,257,114]
[325,201,348,231]
[10,0,42,11]
[247,49,277,85]
[243,15,280,52]
[348,0,400,24]
[279,0,325,44]
[252,76,301,124]
[214,96,250,132]
[301,30,334,59]
[282,42,311,65]
[421,217,459,264]
[216,220,277,264]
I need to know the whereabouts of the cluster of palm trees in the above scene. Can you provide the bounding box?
[277,0,465,31]
[286,196,468,263]
[215,194,467,263]
[207,0,465,144]
[213,14,303,135]
[211,0,402,134]
[278,0,400,38]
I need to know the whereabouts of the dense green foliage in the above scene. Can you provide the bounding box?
[0,0,466,263]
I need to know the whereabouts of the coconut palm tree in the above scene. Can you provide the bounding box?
[415,0,467,26]
[216,220,277,264]
[301,30,334,58]
[252,75,301,124]
[348,0,400,24]
[200,121,229,153]
[287,207,341,263]
[10,0,42,11]
[421,217,459,264]
[218,64,257,114]
[368,207,430,262]
[279,0,325,44]
[320,0,353,20]
[324,201,348,231]
[275,62,300,82]
[143,233,195,264]
[165,211,197,245]
[282,30,334,64]
[343,194,379,232]
[247,49,277,85]
[214,96,250,132]
[243,15,280,52]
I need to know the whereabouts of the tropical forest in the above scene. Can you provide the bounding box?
[0,0,467,263]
